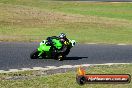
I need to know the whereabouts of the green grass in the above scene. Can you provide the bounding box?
[1,0,132,20]
[0,0,132,44]
[0,64,132,88]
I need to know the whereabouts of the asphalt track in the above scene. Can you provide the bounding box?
[0,42,132,71]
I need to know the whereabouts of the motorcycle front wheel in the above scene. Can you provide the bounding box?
[30,49,40,59]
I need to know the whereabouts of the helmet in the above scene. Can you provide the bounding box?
[58,33,66,39]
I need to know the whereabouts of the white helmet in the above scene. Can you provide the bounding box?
[58,33,66,39]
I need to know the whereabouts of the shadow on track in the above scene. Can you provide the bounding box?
[30,56,88,60]
[64,56,88,60]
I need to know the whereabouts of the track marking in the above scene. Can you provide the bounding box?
[110,2,132,3]
[32,67,46,70]
[58,65,74,68]
[9,69,20,72]
[117,43,127,45]
[86,43,97,45]
[46,66,58,69]
[85,43,130,45]
[0,63,131,73]
[110,2,124,3]
[21,68,32,71]
[0,70,5,73]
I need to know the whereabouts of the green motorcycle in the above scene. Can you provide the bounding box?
[30,37,76,61]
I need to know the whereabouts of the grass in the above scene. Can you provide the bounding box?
[0,0,132,44]
[0,64,132,88]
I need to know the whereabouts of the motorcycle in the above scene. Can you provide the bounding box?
[30,37,76,61]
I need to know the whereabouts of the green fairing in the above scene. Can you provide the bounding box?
[52,39,62,49]
[37,44,51,56]
[38,44,51,52]
[37,38,62,57]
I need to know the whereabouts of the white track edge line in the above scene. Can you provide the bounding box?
[85,43,130,45]
[0,63,131,73]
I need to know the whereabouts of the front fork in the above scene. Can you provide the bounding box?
[37,49,43,57]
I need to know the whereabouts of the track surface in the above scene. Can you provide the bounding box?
[0,42,132,71]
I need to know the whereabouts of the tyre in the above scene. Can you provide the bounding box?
[30,50,39,59]
[41,52,46,59]
[64,48,70,55]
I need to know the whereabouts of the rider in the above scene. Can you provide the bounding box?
[46,33,69,47]
[58,33,69,44]
[46,33,69,58]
